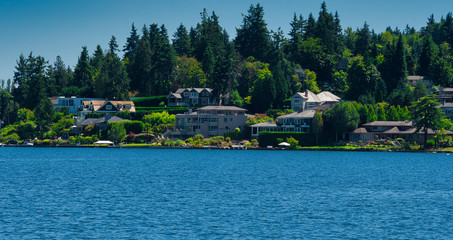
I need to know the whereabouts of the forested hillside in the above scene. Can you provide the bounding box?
[1,2,453,122]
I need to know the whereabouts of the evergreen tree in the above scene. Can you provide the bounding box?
[73,46,94,96]
[413,80,427,100]
[418,36,436,76]
[315,2,337,55]
[172,23,191,56]
[287,13,305,63]
[393,35,408,85]
[12,53,49,110]
[91,45,105,75]
[34,97,54,138]
[355,22,370,57]
[50,56,71,95]
[123,23,139,61]
[411,95,445,146]
[304,13,316,39]
[235,3,272,62]
[129,37,152,94]
[94,37,130,100]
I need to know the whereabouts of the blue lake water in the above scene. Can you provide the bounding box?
[1,148,453,239]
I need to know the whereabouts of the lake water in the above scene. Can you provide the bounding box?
[1,148,453,239]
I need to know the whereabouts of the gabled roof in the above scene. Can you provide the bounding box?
[317,91,341,102]
[81,100,135,112]
[293,90,321,103]
[78,115,129,126]
[277,110,316,119]
[251,122,277,127]
[197,106,247,112]
[168,93,182,99]
[173,88,213,94]
[175,88,188,94]
[351,127,368,133]
[383,127,402,134]
[362,121,413,127]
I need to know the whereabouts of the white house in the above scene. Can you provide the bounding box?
[291,90,340,112]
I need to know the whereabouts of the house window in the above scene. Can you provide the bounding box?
[190,92,197,97]
[125,105,131,109]
[209,126,218,132]
[106,105,112,110]
[294,98,300,103]
[184,92,189,97]
[224,118,227,122]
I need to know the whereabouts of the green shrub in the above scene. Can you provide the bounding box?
[425,139,435,149]
[132,96,168,107]
[2,133,20,143]
[123,121,144,134]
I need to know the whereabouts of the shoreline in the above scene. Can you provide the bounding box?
[1,144,450,153]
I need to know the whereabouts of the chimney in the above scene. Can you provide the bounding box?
[305,90,308,97]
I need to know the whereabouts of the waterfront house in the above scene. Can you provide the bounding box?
[77,100,135,119]
[251,110,316,138]
[167,88,217,107]
[77,115,130,132]
[169,106,248,139]
[349,121,453,143]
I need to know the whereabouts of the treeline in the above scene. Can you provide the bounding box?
[1,2,453,123]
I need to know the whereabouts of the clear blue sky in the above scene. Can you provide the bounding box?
[1,0,452,82]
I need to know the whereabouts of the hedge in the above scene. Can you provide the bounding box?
[132,96,168,107]
[123,121,144,134]
[258,131,316,147]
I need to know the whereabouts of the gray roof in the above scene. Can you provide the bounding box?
[317,91,341,102]
[78,115,129,126]
[251,122,277,127]
[197,106,247,112]
[168,93,182,99]
[351,127,368,133]
[277,110,316,119]
[362,121,413,127]
[293,90,321,103]
[383,127,402,134]
[174,88,213,94]
[407,75,424,81]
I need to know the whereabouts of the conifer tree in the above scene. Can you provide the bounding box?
[73,46,94,96]
[235,3,272,62]
[172,23,191,56]
[123,23,139,61]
